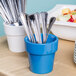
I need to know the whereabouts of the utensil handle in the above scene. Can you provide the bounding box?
[0,7,9,22]
[7,0,18,22]
[20,13,31,41]
[1,0,14,23]
[40,13,47,43]
[34,13,42,43]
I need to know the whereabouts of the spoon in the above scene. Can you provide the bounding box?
[29,15,40,43]
[20,13,31,41]
[7,0,18,22]
[1,0,14,23]
[0,6,9,22]
[34,13,42,43]
[40,12,47,43]
[47,17,56,34]
[26,14,35,43]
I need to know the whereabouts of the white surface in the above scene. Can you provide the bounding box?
[48,4,76,41]
[4,23,26,52]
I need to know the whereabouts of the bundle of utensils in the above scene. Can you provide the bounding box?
[0,0,25,26]
[0,0,56,44]
[20,12,56,44]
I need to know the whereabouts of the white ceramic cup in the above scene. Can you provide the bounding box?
[4,22,26,52]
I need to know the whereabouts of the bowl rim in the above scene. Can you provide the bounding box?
[48,4,76,28]
[54,21,76,27]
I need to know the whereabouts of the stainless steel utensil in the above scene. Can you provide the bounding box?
[0,0,26,25]
[7,0,18,22]
[15,0,25,25]
[21,0,26,13]
[34,13,42,43]
[0,6,9,22]
[1,0,14,23]
[40,12,47,43]
[26,14,35,42]
[0,1,9,22]
[47,17,56,38]
[18,0,25,13]
[29,14,41,43]
[14,0,19,17]
[47,17,56,34]
[20,13,32,41]
[45,12,48,33]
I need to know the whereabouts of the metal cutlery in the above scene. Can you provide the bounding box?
[45,12,48,33]
[0,6,9,22]
[21,0,26,13]
[18,0,25,14]
[34,13,42,43]
[1,0,14,23]
[0,0,26,25]
[0,1,9,22]
[7,0,18,22]
[47,17,56,34]
[29,14,40,43]
[20,13,32,41]
[0,0,56,44]
[26,14,35,43]
[40,12,47,43]
[47,17,56,39]
[22,12,56,44]
[14,0,19,17]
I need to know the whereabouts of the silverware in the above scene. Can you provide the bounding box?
[45,12,48,33]
[46,17,56,39]
[0,6,9,22]
[47,17,56,34]
[1,0,14,23]
[40,12,47,43]
[18,0,25,13]
[0,0,26,25]
[18,0,22,13]
[16,0,25,25]
[29,14,41,43]
[0,1,9,22]
[34,13,42,43]
[20,13,32,41]
[26,14,35,43]
[14,0,19,17]
[7,0,18,22]
[22,0,26,13]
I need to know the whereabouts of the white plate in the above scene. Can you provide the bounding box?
[48,4,76,41]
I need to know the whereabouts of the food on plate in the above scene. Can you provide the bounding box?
[57,8,76,23]
[62,8,71,15]
[57,14,71,22]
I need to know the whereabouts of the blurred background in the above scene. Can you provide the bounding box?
[0,0,76,36]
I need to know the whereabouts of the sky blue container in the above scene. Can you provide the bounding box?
[24,34,58,74]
